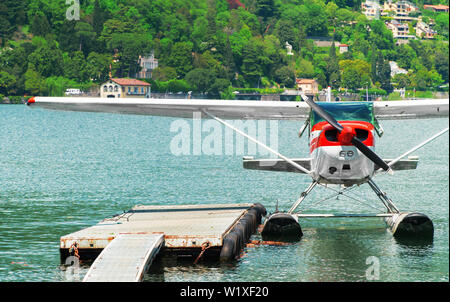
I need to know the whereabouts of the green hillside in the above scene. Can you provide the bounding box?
[0,0,448,99]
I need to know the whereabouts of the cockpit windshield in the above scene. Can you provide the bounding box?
[309,102,382,136]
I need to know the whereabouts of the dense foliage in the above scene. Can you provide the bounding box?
[0,0,448,98]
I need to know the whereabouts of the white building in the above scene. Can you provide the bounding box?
[100,78,151,98]
[339,44,349,54]
[415,21,437,39]
[361,0,381,19]
[389,61,408,78]
[383,0,418,17]
[386,20,416,40]
[135,52,159,79]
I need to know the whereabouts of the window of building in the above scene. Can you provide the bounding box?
[114,85,118,92]
[103,86,107,92]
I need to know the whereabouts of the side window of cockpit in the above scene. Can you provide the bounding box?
[355,129,369,141]
[324,129,338,142]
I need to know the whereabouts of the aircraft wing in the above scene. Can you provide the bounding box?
[243,157,312,174]
[373,99,448,119]
[27,97,310,120]
[27,97,448,120]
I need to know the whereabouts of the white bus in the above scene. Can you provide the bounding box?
[65,88,82,95]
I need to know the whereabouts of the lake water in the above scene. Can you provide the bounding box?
[0,104,448,282]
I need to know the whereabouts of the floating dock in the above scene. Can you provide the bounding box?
[61,203,266,280]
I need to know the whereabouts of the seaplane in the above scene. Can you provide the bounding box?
[26,95,449,242]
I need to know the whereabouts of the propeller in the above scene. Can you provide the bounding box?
[302,96,392,173]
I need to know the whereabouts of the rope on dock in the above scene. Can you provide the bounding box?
[194,241,211,264]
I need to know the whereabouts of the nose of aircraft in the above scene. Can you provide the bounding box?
[338,126,355,145]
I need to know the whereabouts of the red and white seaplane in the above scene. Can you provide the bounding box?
[27,95,448,242]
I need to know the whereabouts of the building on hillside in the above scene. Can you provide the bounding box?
[362,0,419,19]
[383,0,418,16]
[100,78,151,98]
[386,20,416,40]
[361,0,381,19]
[134,52,159,79]
[423,4,449,13]
[339,44,349,54]
[295,79,319,94]
[415,21,437,39]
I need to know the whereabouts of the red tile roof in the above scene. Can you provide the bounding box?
[110,78,151,86]
[424,4,449,10]
[296,79,317,84]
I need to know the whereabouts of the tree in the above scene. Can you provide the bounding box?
[64,51,90,83]
[74,22,96,54]
[152,66,178,82]
[28,37,64,78]
[435,13,449,38]
[241,38,264,85]
[275,20,297,51]
[207,78,231,97]
[0,0,26,44]
[435,50,449,83]
[167,79,190,93]
[0,70,16,95]
[30,13,51,37]
[185,68,215,92]
[395,44,416,70]
[191,16,209,50]
[296,59,315,79]
[325,1,339,28]
[326,41,340,87]
[255,0,275,20]
[392,73,410,89]
[58,20,79,52]
[371,51,391,92]
[86,52,112,83]
[302,0,328,36]
[339,59,371,90]
[106,33,153,77]
[165,42,194,77]
[92,0,108,36]
[24,66,44,95]
[274,66,295,88]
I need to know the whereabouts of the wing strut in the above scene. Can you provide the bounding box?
[202,110,312,176]
[376,127,449,174]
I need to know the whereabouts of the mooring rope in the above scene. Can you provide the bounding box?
[194,241,211,264]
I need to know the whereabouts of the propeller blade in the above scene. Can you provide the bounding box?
[303,97,343,132]
[351,137,391,172]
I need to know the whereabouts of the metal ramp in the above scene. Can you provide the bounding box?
[83,233,164,282]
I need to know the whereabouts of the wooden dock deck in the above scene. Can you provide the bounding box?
[60,203,256,261]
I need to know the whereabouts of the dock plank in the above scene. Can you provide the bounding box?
[82,233,164,282]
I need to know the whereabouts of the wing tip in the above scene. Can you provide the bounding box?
[26,97,36,106]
